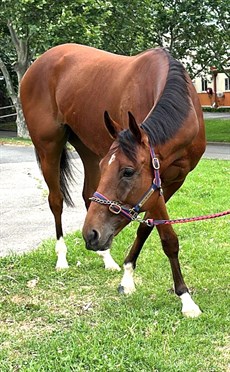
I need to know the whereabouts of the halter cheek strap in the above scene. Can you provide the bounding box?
[89,146,163,221]
[133,146,162,213]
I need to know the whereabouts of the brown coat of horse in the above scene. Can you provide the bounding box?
[20,44,205,316]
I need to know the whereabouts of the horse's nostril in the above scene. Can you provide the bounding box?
[92,229,99,242]
[88,229,100,247]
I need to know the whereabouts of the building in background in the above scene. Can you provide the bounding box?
[193,67,230,108]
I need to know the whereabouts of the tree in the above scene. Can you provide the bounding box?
[102,0,229,78]
[0,0,112,137]
[0,0,229,137]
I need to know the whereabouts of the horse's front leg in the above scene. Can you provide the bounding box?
[118,218,154,294]
[155,198,202,318]
[74,140,121,271]
[96,250,121,271]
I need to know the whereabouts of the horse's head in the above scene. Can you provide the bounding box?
[82,111,162,251]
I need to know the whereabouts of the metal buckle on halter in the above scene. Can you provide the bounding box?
[152,157,160,170]
[109,203,122,215]
[128,208,139,220]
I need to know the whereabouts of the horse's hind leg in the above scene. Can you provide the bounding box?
[35,130,71,270]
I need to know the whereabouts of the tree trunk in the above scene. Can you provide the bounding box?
[1,21,31,138]
[0,57,29,138]
[14,97,29,138]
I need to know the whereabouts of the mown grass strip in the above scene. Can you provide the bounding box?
[205,118,230,142]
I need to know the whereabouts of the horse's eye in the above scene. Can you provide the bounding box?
[122,168,135,178]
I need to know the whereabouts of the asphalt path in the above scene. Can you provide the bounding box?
[203,112,230,120]
[0,145,85,256]
[0,143,229,257]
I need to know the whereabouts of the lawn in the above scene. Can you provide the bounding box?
[0,159,229,371]
[205,118,230,142]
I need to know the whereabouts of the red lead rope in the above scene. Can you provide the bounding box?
[145,209,230,226]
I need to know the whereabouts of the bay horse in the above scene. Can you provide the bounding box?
[82,49,206,317]
[20,44,205,316]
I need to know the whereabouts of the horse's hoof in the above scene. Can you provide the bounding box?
[118,285,125,294]
[117,284,136,295]
[105,262,121,271]
[55,261,69,270]
[182,306,202,318]
[180,293,202,318]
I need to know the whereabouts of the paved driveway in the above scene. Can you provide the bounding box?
[0,146,85,256]
[0,143,229,257]
[203,112,230,120]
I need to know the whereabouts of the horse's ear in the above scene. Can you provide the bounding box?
[104,111,122,139]
[128,111,142,144]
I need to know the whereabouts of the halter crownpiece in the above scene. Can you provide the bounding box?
[89,145,162,222]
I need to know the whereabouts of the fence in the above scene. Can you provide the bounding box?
[0,104,17,120]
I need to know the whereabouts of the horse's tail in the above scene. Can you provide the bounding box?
[35,146,75,207]
[59,147,75,207]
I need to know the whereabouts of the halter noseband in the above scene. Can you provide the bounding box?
[89,146,163,222]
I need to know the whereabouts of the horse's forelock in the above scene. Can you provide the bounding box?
[117,129,139,163]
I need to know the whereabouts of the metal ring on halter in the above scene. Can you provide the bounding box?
[109,203,122,214]
[152,157,160,170]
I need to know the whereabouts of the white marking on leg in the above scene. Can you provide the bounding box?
[120,263,136,294]
[97,249,121,271]
[55,237,69,270]
[108,153,116,165]
[180,292,202,318]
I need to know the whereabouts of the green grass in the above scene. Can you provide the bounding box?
[0,159,230,371]
[205,118,230,142]
[0,137,32,146]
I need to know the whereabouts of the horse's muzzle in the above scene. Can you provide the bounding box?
[84,229,113,251]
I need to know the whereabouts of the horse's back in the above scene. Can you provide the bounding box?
[20,43,204,160]
[20,44,124,150]
[20,44,169,154]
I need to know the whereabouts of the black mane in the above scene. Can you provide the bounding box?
[140,49,191,145]
[118,49,191,160]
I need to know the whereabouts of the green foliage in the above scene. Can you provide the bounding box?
[101,0,229,77]
[0,0,112,63]
[0,0,229,74]
[0,159,229,371]
[0,0,229,135]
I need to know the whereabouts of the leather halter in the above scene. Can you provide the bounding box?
[89,146,163,221]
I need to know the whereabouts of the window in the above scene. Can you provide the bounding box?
[201,78,208,92]
[225,77,230,91]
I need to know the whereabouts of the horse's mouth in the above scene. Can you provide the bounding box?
[85,233,114,252]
